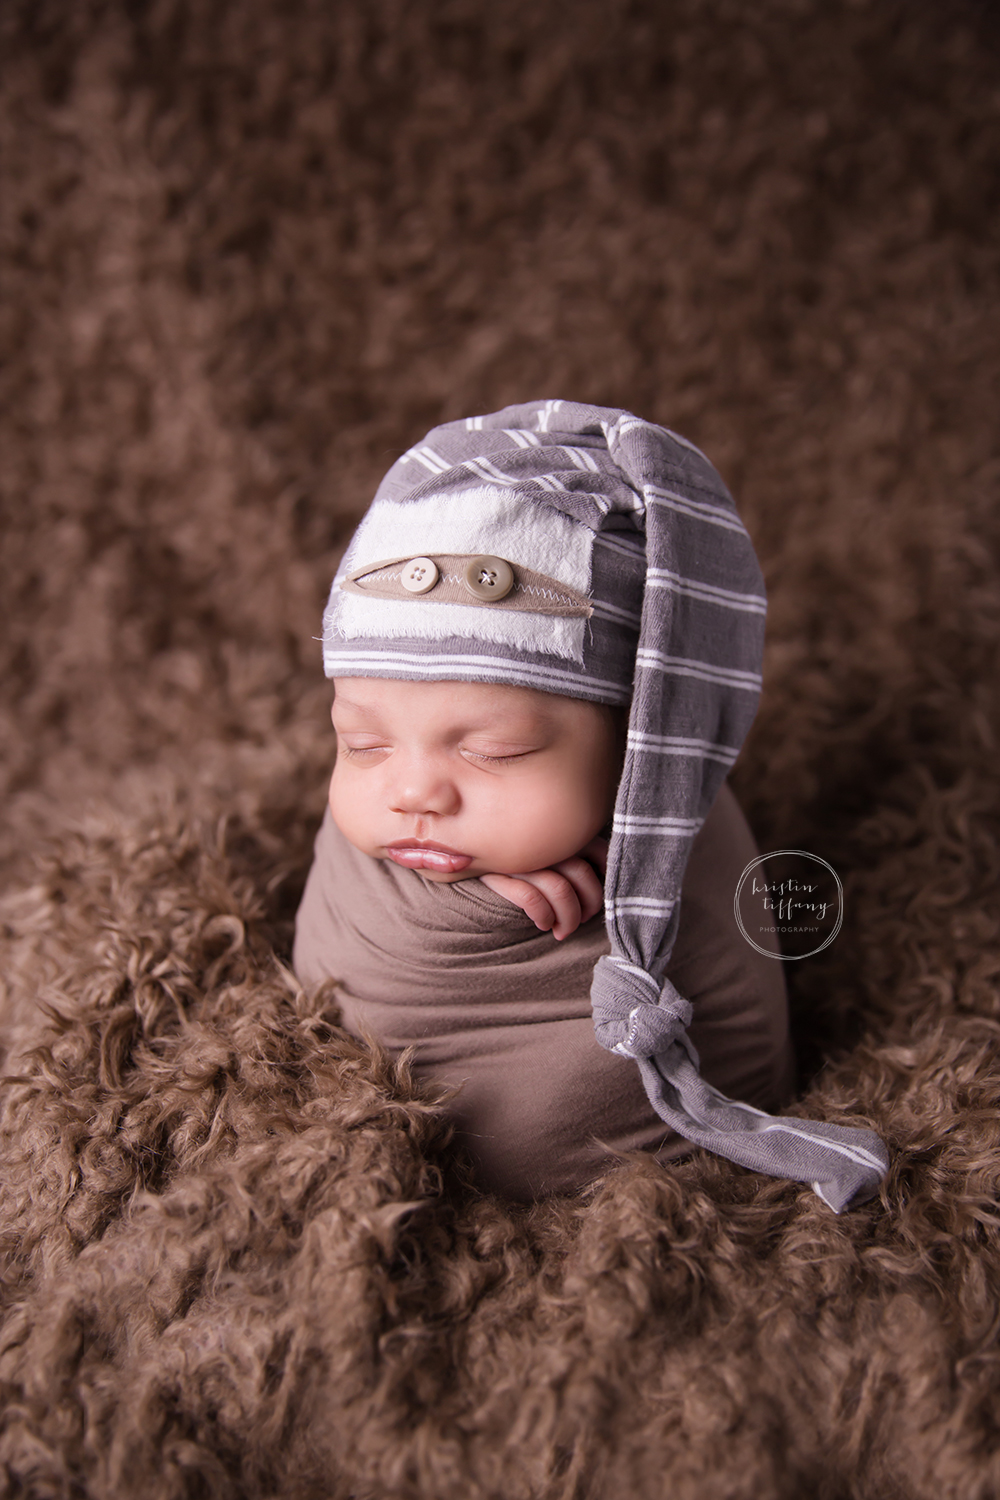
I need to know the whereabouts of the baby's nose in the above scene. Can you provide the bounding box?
[389,760,460,817]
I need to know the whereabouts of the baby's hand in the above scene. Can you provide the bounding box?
[480,837,608,941]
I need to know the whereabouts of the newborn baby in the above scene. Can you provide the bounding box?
[294,400,889,1209]
[296,677,793,1197]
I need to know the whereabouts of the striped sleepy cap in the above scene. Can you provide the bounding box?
[323,399,889,1212]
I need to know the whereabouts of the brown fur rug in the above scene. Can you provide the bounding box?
[2,2,1000,1495]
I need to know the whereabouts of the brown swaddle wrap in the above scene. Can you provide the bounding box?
[294,782,794,1200]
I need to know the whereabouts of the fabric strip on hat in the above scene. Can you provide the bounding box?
[322,399,889,1212]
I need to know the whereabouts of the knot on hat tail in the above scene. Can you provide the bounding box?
[591,956,693,1059]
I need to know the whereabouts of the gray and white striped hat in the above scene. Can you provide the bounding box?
[323,399,888,1212]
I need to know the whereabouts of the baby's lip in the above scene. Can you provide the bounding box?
[384,839,473,873]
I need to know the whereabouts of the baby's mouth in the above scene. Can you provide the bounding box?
[385,840,473,874]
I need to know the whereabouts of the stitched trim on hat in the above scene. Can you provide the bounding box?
[342,555,593,618]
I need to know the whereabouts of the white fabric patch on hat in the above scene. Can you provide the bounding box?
[328,485,593,663]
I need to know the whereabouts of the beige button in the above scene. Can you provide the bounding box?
[463,555,514,602]
[400,557,439,594]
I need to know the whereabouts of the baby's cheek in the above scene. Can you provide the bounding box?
[328,764,352,822]
[500,783,597,869]
[327,769,344,830]
[328,767,374,854]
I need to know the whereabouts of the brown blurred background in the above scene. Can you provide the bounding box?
[2,0,998,897]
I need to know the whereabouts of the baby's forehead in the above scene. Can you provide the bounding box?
[331,675,604,730]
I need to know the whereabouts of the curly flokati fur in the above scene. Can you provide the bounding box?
[3,806,1000,1500]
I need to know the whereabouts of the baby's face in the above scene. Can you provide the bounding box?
[328,677,621,881]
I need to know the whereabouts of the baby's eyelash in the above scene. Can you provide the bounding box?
[464,751,527,766]
[336,742,528,766]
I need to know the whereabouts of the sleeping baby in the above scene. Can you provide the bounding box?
[294,399,888,1210]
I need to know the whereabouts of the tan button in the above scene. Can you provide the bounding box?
[463,555,514,602]
[400,557,439,594]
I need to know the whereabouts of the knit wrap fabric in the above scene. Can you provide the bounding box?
[322,398,889,1212]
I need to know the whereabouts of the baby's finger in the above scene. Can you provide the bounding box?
[484,868,583,939]
[480,872,558,933]
[521,869,583,941]
[551,856,604,926]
